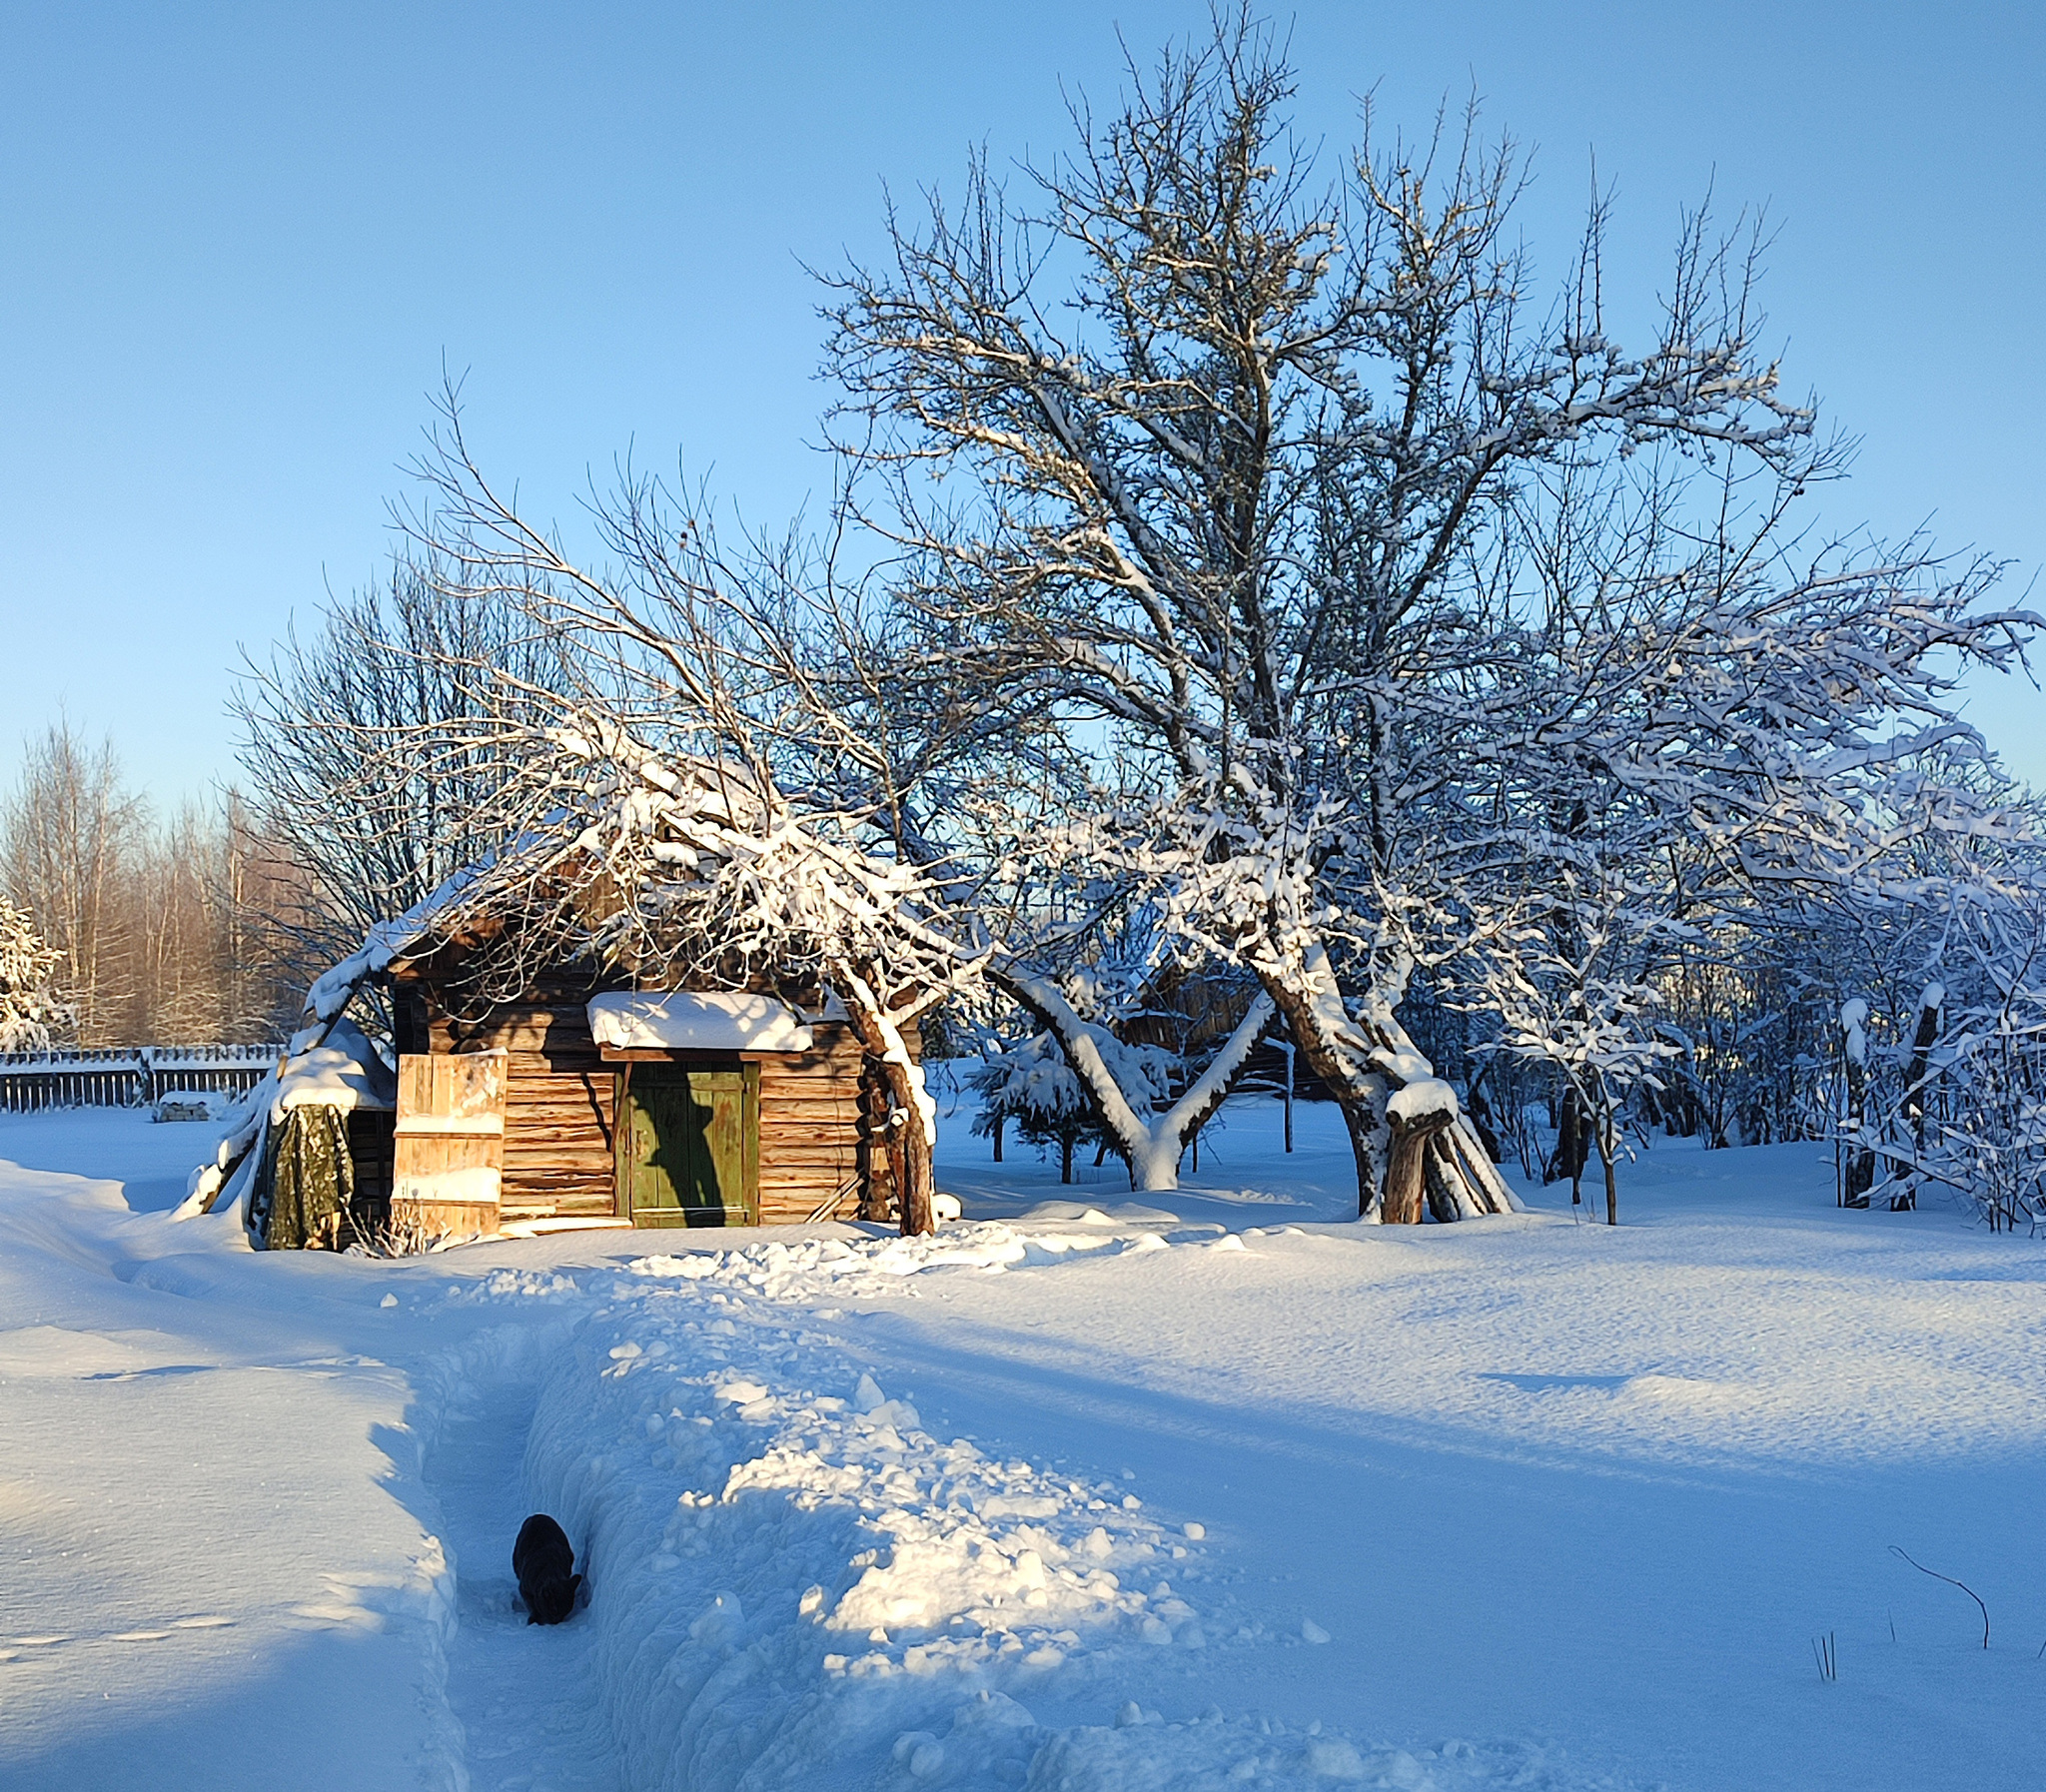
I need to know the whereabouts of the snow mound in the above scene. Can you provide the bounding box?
[627,1220,1175,1302]
[275,1017,395,1113]
[507,1269,1200,1790]
[1019,1199,1182,1227]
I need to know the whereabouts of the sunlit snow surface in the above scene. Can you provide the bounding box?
[3,1098,2045,1790]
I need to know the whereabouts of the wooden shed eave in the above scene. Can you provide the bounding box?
[598,1046,762,1064]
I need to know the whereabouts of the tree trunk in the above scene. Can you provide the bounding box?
[1839,1000,1873,1206]
[992,1113,1004,1162]
[1384,1107,1454,1225]
[1334,1096,1384,1218]
[881,1059,935,1234]
[1254,976,1385,1216]
[1060,1132,1075,1184]
[1546,1086,1591,1192]
[1595,1109,1619,1226]
[996,970,1270,1193]
[1892,986,1941,1213]
[1252,962,1515,1222]
[900,1114,934,1233]
[835,969,937,1235]
[1841,1152,1873,1207]
[1841,1029,1873,1206]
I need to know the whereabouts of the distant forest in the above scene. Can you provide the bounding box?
[0,722,301,1046]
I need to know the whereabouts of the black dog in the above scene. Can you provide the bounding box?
[512,1513,581,1625]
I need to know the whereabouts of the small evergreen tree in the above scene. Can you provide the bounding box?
[0,898,73,1052]
[969,1028,1179,1185]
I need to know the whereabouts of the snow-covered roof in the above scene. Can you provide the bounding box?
[275,1017,397,1114]
[587,991,815,1055]
[296,868,483,1043]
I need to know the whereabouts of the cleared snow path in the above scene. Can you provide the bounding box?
[450,1231,1637,1792]
[425,1366,623,1792]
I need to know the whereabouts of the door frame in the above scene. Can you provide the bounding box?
[612,1055,762,1227]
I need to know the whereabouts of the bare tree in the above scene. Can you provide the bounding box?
[2,723,146,1044]
[131,802,224,1040]
[820,13,2035,1218]
[231,554,565,980]
[275,413,1007,1234]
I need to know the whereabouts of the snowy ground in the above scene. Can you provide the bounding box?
[4,1093,2045,1790]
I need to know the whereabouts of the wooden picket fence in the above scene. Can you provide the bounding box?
[0,1045,285,1114]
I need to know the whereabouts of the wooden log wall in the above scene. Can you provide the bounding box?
[754,1027,865,1223]
[422,1000,618,1220]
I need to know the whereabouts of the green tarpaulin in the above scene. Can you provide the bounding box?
[257,1105,356,1250]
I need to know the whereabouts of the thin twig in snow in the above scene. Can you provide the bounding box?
[1890,1545,1989,1648]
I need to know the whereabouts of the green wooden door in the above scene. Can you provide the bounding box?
[620,1065,759,1228]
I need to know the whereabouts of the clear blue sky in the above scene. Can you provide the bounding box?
[2,1,2040,807]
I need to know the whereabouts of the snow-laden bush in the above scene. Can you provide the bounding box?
[1837,880,2046,1229]
[1931,993,2046,1232]
[968,1027,1179,1184]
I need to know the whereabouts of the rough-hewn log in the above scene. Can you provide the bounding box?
[1384,1104,1455,1225]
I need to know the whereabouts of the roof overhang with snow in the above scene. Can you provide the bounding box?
[586,991,815,1056]
[275,1017,398,1115]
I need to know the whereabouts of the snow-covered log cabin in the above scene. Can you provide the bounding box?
[375,939,918,1238]
[189,926,920,1249]
[189,744,959,1247]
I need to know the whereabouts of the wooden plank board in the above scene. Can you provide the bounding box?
[395,1049,507,1234]
[397,1053,507,1132]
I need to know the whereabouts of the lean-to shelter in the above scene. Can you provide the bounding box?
[181,1016,398,1249]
